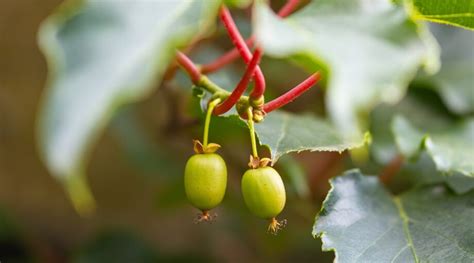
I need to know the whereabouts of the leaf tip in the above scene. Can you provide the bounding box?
[64,174,96,217]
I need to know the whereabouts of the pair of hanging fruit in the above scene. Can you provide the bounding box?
[184,100,286,234]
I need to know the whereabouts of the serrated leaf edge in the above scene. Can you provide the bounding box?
[312,170,420,262]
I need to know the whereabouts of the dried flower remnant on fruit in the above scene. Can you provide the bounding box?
[194,210,217,224]
[268,218,287,235]
[193,140,221,154]
[248,155,272,169]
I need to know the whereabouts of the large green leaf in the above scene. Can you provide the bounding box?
[392,115,474,177]
[417,23,474,114]
[313,170,474,263]
[111,107,181,177]
[406,0,474,30]
[254,0,438,139]
[369,88,474,179]
[370,103,401,164]
[395,153,474,195]
[370,98,474,193]
[38,0,220,214]
[211,110,368,163]
[254,111,370,162]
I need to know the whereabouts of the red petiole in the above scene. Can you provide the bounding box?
[176,53,321,117]
[214,48,263,115]
[219,6,265,100]
[263,72,321,114]
[201,36,255,74]
[176,51,201,84]
[277,0,300,17]
[201,0,300,74]
[176,2,320,119]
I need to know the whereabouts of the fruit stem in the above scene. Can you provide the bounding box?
[247,108,259,158]
[201,36,255,74]
[200,0,301,73]
[203,98,222,147]
[219,6,266,99]
[263,72,321,113]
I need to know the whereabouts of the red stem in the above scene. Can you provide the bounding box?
[214,48,263,115]
[219,6,265,99]
[277,0,300,17]
[201,0,300,74]
[176,51,201,84]
[201,36,255,74]
[263,72,321,113]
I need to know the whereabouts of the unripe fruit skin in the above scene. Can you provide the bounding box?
[184,153,227,211]
[241,167,286,219]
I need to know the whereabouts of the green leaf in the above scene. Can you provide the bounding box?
[277,155,310,199]
[313,170,474,262]
[254,0,439,139]
[111,107,181,177]
[215,110,368,163]
[395,153,474,195]
[370,81,456,164]
[369,88,473,179]
[370,98,474,193]
[393,115,474,176]
[444,172,474,194]
[406,0,474,30]
[254,111,370,163]
[38,0,221,214]
[418,23,474,114]
[370,103,400,164]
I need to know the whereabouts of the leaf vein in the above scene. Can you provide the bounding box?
[408,218,474,258]
[394,197,419,263]
[353,220,398,262]
[422,13,474,19]
[390,245,409,263]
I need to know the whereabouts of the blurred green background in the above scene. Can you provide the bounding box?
[0,0,341,262]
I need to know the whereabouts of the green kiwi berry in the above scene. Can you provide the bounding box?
[184,153,227,214]
[241,166,286,219]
